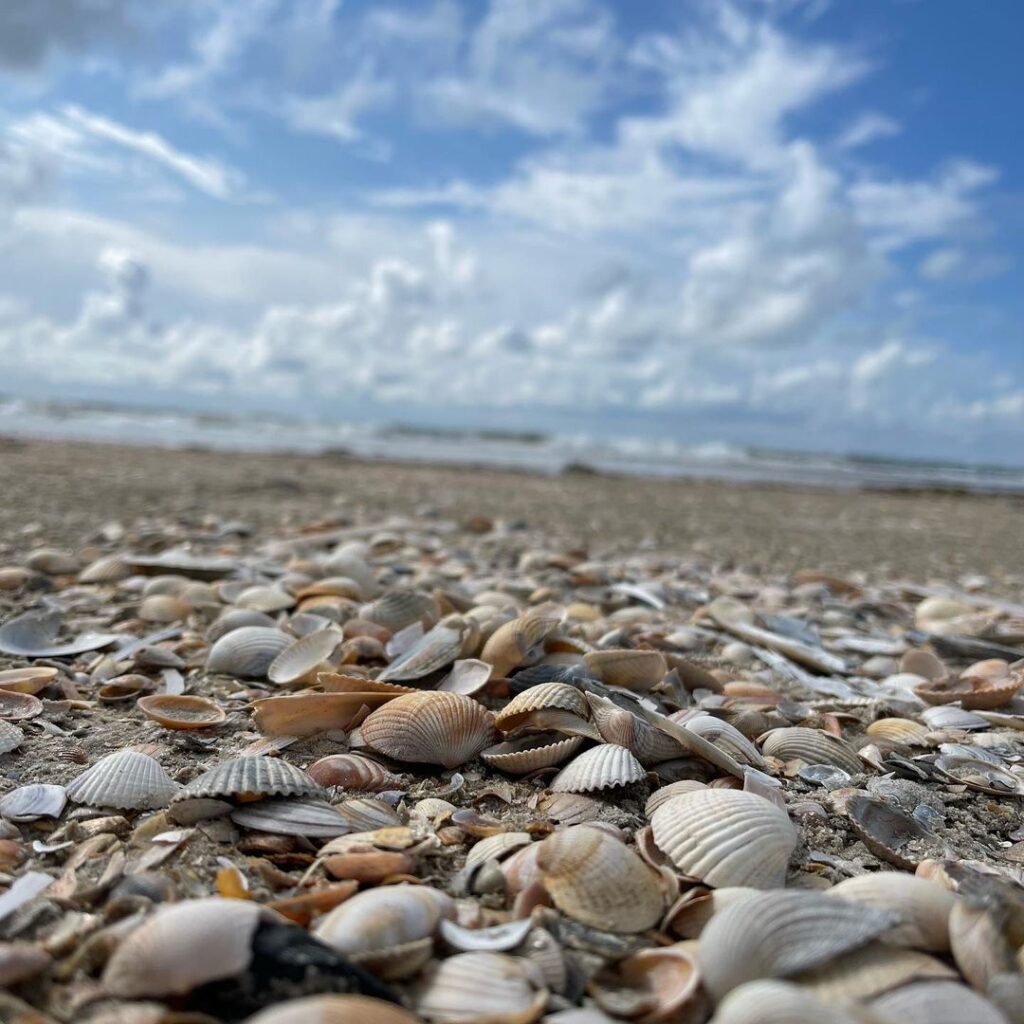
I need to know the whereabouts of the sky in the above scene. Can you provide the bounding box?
[0,0,1022,462]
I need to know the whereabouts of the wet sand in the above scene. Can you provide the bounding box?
[0,436,1020,590]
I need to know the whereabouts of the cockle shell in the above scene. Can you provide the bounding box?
[586,694,684,765]
[583,649,667,691]
[948,899,1019,991]
[268,629,343,685]
[139,594,192,623]
[588,944,702,1024]
[235,585,295,613]
[137,694,227,730]
[66,750,181,809]
[308,754,403,791]
[0,719,24,753]
[536,825,665,933]
[0,783,67,822]
[920,705,990,730]
[665,887,758,939]
[866,718,931,744]
[415,951,548,1023]
[174,755,323,802]
[697,890,899,1000]
[550,743,645,793]
[674,715,767,769]
[759,727,861,774]
[480,605,564,678]
[206,626,292,678]
[207,609,277,643]
[378,615,474,682]
[362,590,439,632]
[481,734,583,775]
[78,554,130,583]
[313,885,454,979]
[495,683,590,732]
[360,691,497,768]
[644,780,707,818]
[230,797,350,837]
[333,797,403,832]
[709,981,861,1024]
[243,995,420,1024]
[650,789,796,889]
[465,832,534,867]
[870,980,1008,1024]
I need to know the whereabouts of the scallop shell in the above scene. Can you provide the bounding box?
[481,734,584,775]
[206,626,292,678]
[0,783,67,822]
[362,590,439,632]
[230,797,350,837]
[709,981,860,1024]
[415,951,548,1023]
[378,615,473,682]
[268,629,343,686]
[495,684,590,732]
[674,715,767,769]
[137,694,227,730]
[174,755,323,802]
[583,649,667,691]
[865,718,931,744]
[308,754,403,791]
[644,780,707,818]
[243,995,421,1024]
[586,694,685,766]
[360,691,497,768]
[665,886,759,939]
[78,554,130,583]
[103,896,272,996]
[480,605,564,677]
[66,750,181,809]
[869,980,1008,1024]
[697,890,899,1000]
[0,667,58,694]
[759,727,861,773]
[536,825,665,933]
[550,744,646,793]
[334,797,403,832]
[917,667,1023,710]
[0,719,25,753]
[827,872,955,950]
[313,885,454,979]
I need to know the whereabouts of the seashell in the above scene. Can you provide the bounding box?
[235,584,296,613]
[665,887,759,939]
[697,890,899,1000]
[550,744,645,793]
[319,673,416,695]
[362,590,439,632]
[0,719,24,753]
[139,594,192,623]
[466,832,533,867]
[496,683,590,732]
[439,918,534,953]
[0,690,44,720]
[230,797,350,837]
[535,790,606,826]
[103,896,274,996]
[0,566,34,590]
[0,783,67,822]
[308,754,403,791]
[137,694,227,730]
[917,665,1023,711]
[920,705,990,730]
[378,615,474,682]
[98,672,158,702]
[0,605,120,657]
[481,734,583,775]
[207,626,292,678]
[207,608,277,643]
[334,798,402,832]
[537,825,665,933]
[360,691,497,768]
[948,899,1018,992]
[934,754,1023,795]
[313,885,454,979]
[480,604,564,678]
[709,980,860,1024]
[78,554,131,583]
[650,789,796,889]
[175,755,323,802]
[26,547,80,575]
[438,658,492,696]
[672,714,767,769]
[827,872,955,950]
[252,691,395,737]
[243,995,420,1024]
[415,951,548,1023]
[845,795,945,869]
[586,694,685,765]
[518,927,567,997]
[0,667,58,694]
[66,750,181,809]
[296,577,364,601]
[901,648,947,680]
[583,649,668,691]
[588,944,701,1024]
[759,727,861,773]
[866,717,931,744]
[267,629,343,686]
[870,979,1008,1024]
[644,780,707,818]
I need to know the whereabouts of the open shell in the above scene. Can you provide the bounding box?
[650,789,796,889]
[480,605,564,678]
[0,667,58,695]
[362,590,439,633]
[207,609,277,643]
[66,750,181,809]
[174,755,323,802]
[243,996,421,1024]
[583,649,667,691]
[481,734,583,775]
[589,944,702,1024]
[759,727,861,773]
[378,615,473,682]
[230,797,350,837]
[844,795,945,869]
[268,629,343,686]
[415,951,548,1023]
[206,626,292,678]
[0,783,67,822]
[496,683,590,733]
[674,715,767,769]
[137,694,227,730]
[550,743,645,793]
[587,694,685,765]
[360,691,497,768]
[0,691,44,720]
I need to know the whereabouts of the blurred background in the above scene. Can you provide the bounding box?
[0,0,1022,490]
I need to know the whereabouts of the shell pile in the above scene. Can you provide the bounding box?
[0,515,1023,1023]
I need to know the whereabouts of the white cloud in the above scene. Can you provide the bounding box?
[284,65,395,144]
[918,247,963,280]
[836,111,900,149]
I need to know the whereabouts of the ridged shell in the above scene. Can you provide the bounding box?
[650,789,796,889]
[0,719,24,753]
[308,754,403,791]
[709,981,861,1024]
[360,691,497,768]
[268,629,343,685]
[587,694,685,765]
[920,705,990,730]
[480,605,564,678]
[674,715,767,769]
[465,832,534,867]
[334,797,403,832]
[827,872,955,951]
[0,783,67,822]
[866,718,931,744]
[230,797,350,837]
[362,590,439,632]
[550,743,645,793]
[175,755,323,801]
[0,691,44,720]
[415,951,548,1023]
[103,897,270,996]
[918,668,1023,710]
[243,995,420,1024]
[536,825,665,933]
[137,694,227,730]
[644,780,707,818]
[665,886,758,939]
[948,899,1018,991]
[759,727,861,773]
[78,554,130,583]
[583,649,667,691]
[697,890,898,1000]
[496,683,589,732]
[869,980,1008,1024]
[378,615,472,682]
[66,750,181,809]
[206,609,277,643]
[481,734,584,775]
[206,626,292,678]
[313,886,454,979]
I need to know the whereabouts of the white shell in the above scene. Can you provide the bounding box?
[759,727,861,773]
[206,626,292,678]
[415,951,548,1023]
[0,784,67,822]
[709,980,861,1024]
[175,755,323,801]
[550,744,645,793]
[438,918,533,953]
[230,797,350,837]
[870,980,1008,1024]
[268,629,342,685]
[481,734,583,775]
[242,995,420,1024]
[0,719,24,754]
[66,750,181,810]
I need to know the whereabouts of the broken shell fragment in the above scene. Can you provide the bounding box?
[378,615,474,682]
[66,750,181,809]
[0,783,67,822]
[0,719,24,754]
[0,666,58,694]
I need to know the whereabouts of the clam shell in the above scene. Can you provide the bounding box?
[308,754,403,791]
[587,694,685,765]
[313,885,454,979]
[243,995,420,1024]
[230,797,350,837]
[948,899,1018,991]
[644,780,707,818]
[920,705,990,730]
[103,896,272,996]
[827,872,955,950]
[0,690,44,720]
[437,659,492,696]
[137,694,227,730]
[206,626,292,678]
[845,795,945,869]
[439,918,534,953]
[206,609,277,643]
[589,944,701,1024]
[0,719,24,753]
[0,667,58,694]
[665,887,759,939]
[495,683,591,733]
[901,648,947,680]
[709,980,860,1024]
[78,554,130,583]
[175,755,323,802]
[480,605,564,677]
[415,951,548,1023]
[583,649,667,691]
[236,584,296,613]
[362,590,439,632]
[697,890,899,1000]
[537,825,665,933]
[334,797,402,831]
[67,750,181,809]
[466,832,533,867]
[759,727,861,773]
[870,980,1008,1024]
[0,783,67,822]
[139,594,191,623]
[550,743,645,793]
[0,605,120,657]
[481,734,583,775]
[378,615,472,682]
[865,717,931,744]
[268,629,343,686]
[360,691,497,768]
[650,789,796,889]
[252,691,396,738]
[26,547,79,575]
[675,715,767,769]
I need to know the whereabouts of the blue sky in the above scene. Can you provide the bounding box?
[0,0,1021,461]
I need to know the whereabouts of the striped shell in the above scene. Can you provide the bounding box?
[674,714,767,769]
[416,952,548,1024]
[267,629,343,685]
[583,649,667,691]
[230,797,350,837]
[481,734,583,775]
[206,609,277,643]
[865,718,931,744]
[136,694,227,730]
[0,783,67,822]
[174,755,323,802]
[78,554,130,583]
[378,616,472,682]
[550,743,645,793]
[465,832,533,867]
[759,727,861,774]
[870,980,1008,1024]
[206,626,292,678]
[360,691,497,768]
[645,780,708,818]
[361,590,438,633]
[709,981,861,1024]
[650,789,796,889]
[243,996,420,1024]
[0,719,24,753]
[495,683,589,732]
[308,754,403,791]
[66,750,181,810]
[586,693,685,765]
[480,604,564,678]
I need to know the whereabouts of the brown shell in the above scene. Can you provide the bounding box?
[759,727,862,773]
[495,683,589,732]
[480,734,584,775]
[480,605,563,677]
[307,754,402,791]
[137,694,227,730]
[583,649,668,691]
